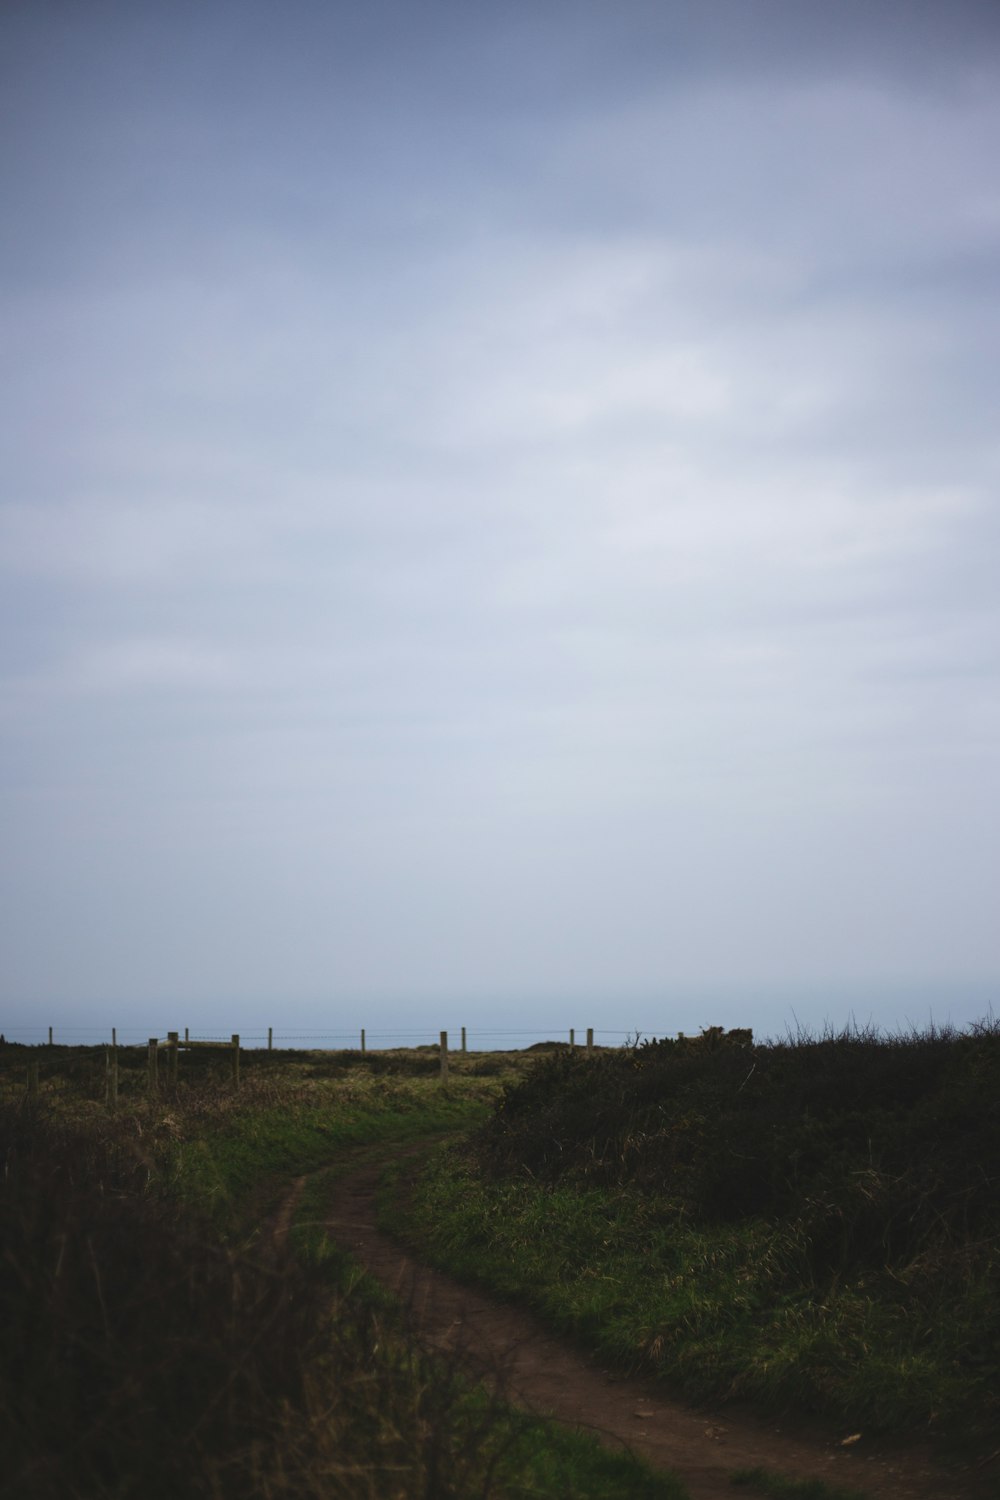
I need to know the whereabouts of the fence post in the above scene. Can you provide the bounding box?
[268,1026,273,1052]
[440,1030,449,1082]
[112,1027,117,1048]
[587,1027,594,1055]
[167,1032,179,1086]
[148,1038,158,1094]
[569,1028,575,1049]
[48,1026,53,1047]
[461,1026,467,1055]
[185,1027,189,1044]
[231,1034,240,1091]
[360,1028,366,1054]
[27,1061,38,1098]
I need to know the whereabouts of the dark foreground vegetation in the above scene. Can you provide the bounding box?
[402,1022,1000,1451]
[0,1045,683,1500]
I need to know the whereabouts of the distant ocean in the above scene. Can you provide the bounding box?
[0,1018,634,1051]
[2,980,996,1050]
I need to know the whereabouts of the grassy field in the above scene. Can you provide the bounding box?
[0,1040,686,1500]
[5,1024,997,1497]
[392,1023,1000,1455]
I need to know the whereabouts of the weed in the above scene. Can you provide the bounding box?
[0,1050,691,1499]
[730,1469,870,1499]
[395,1022,1000,1447]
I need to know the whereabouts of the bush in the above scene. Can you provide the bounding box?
[475,1022,1000,1278]
[0,1095,569,1498]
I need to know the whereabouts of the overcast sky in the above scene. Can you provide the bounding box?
[2,1,999,1042]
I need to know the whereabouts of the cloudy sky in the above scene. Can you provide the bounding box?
[2,1,999,1042]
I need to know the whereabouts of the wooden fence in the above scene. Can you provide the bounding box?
[15,1025,612,1103]
[29,1026,600,1052]
[143,1032,241,1095]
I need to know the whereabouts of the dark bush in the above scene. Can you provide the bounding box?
[0,1098,531,1498]
[474,1021,1000,1277]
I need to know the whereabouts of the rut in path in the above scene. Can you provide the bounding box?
[309,1152,989,1500]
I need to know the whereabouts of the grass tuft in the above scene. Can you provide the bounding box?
[730,1468,870,1499]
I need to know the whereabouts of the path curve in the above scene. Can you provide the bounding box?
[318,1153,986,1500]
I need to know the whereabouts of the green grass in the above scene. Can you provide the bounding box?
[0,1050,693,1499]
[491,1413,687,1499]
[290,1160,407,1306]
[288,1159,688,1500]
[166,1072,494,1226]
[393,1140,998,1441]
[730,1470,869,1500]
[386,1023,1000,1457]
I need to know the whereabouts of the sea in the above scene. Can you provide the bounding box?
[2,980,995,1050]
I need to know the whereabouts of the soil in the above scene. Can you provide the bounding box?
[278,1152,995,1500]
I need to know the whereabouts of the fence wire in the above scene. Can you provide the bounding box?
[1,1024,663,1049]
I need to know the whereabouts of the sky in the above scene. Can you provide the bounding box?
[2,1,999,1045]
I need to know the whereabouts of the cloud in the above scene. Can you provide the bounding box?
[1,1,998,1017]
[67,638,235,695]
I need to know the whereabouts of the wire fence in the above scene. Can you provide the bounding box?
[0,1024,667,1050]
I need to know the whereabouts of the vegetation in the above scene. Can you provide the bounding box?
[397,1022,1000,1447]
[0,1042,687,1499]
[730,1472,869,1500]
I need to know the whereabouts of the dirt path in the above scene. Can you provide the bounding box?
[316,1153,989,1500]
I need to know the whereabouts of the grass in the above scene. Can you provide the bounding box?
[166,1071,494,1228]
[10,1026,996,1492]
[0,1043,692,1499]
[730,1471,870,1500]
[287,1162,686,1500]
[389,1023,1000,1450]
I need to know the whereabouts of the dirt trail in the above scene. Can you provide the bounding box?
[317,1154,989,1500]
